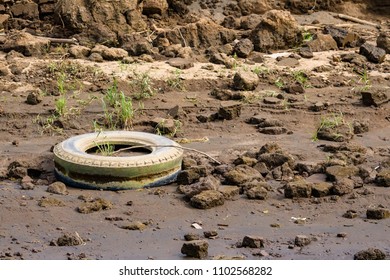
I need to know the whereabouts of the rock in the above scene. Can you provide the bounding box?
[164,18,236,51]
[47,182,68,195]
[331,178,355,196]
[242,235,265,248]
[366,207,390,220]
[238,0,271,15]
[0,14,10,31]
[7,162,27,179]
[209,52,236,68]
[295,235,311,247]
[181,240,209,259]
[10,2,39,20]
[142,0,168,15]
[276,57,300,67]
[295,161,322,175]
[257,152,294,170]
[307,33,338,52]
[53,232,84,246]
[2,31,50,56]
[326,165,360,182]
[352,120,369,134]
[233,156,257,167]
[38,197,65,207]
[251,10,302,52]
[316,123,354,142]
[284,180,312,198]
[299,47,313,58]
[210,88,242,101]
[88,53,104,62]
[376,169,390,187]
[26,91,42,105]
[241,180,270,194]
[224,165,263,186]
[152,118,180,136]
[324,26,364,48]
[91,45,128,61]
[204,230,218,239]
[218,101,242,120]
[246,186,268,200]
[284,82,305,94]
[218,185,240,200]
[233,71,259,91]
[248,116,283,127]
[377,32,390,54]
[354,248,386,260]
[263,97,281,105]
[311,182,332,197]
[233,38,254,58]
[77,198,113,214]
[167,58,194,70]
[359,43,386,64]
[0,63,10,76]
[122,34,153,56]
[178,176,220,198]
[190,190,225,209]
[258,127,288,135]
[361,87,389,107]
[120,221,147,231]
[68,45,91,58]
[176,166,208,185]
[184,233,200,241]
[343,210,358,219]
[21,176,34,190]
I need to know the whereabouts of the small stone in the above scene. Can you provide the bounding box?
[326,165,360,182]
[242,235,265,248]
[218,185,240,200]
[343,210,358,219]
[311,182,331,197]
[167,58,194,69]
[377,32,390,54]
[299,47,313,58]
[218,101,242,120]
[284,82,305,94]
[26,91,42,105]
[284,180,312,198]
[232,71,259,91]
[184,233,200,241]
[190,190,225,209]
[361,87,389,107]
[258,127,287,135]
[234,38,254,58]
[178,176,219,198]
[376,169,390,187]
[181,240,209,259]
[204,230,218,239]
[77,198,113,214]
[38,197,65,207]
[246,186,268,200]
[354,248,386,260]
[263,97,281,105]
[359,43,386,63]
[224,164,263,186]
[46,182,68,195]
[331,178,355,196]
[52,232,84,246]
[366,207,390,220]
[294,235,311,247]
[120,221,147,231]
[337,232,347,238]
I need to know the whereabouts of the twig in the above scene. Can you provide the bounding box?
[178,28,187,48]
[337,14,381,29]
[43,37,79,45]
[112,144,221,165]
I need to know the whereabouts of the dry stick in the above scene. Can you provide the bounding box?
[337,14,381,29]
[112,144,221,165]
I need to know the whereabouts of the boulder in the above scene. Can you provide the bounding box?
[2,31,50,56]
[359,43,386,64]
[284,180,312,198]
[233,38,254,58]
[251,10,302,52]
[181,240,209,259]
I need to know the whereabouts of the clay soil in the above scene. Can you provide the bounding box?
[0,3,390,260]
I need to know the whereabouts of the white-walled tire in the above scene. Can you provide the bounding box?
[53,131,183,190]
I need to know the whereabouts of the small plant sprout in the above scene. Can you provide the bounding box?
[132,71,156,100]
[55,96,67,117]
[167,69,186,91]
[358,67,371,91]
[275,77,284,89]
[312,112,347,142]
[118,92,134,130]
[302,31,314,42]
[291,70,309,87]
[105,78,120,107]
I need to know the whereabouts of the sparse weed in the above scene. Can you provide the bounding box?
[275,77,285,89]
[291,70,310,88]
[302,31,314,42]
[132,71,156,100]
[105,78,120,107]
[167,69,185,91]
[118,92,134,130]
[55,96,67,117]
[312,112,346,142]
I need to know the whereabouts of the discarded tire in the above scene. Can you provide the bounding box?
[53,131,183,190]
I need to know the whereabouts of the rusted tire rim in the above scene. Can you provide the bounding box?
[53,131,183,190]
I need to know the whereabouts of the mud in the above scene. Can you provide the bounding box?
[0,0,390,260]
